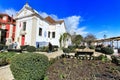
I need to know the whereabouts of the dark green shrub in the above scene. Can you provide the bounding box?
[97,54,107,61]
[78,45,86,49]
[10,53,49,80]
[95,47,101,52]
[0,44,4,50]
[36,46,49,52]
[0,52,16,66]
[89,45,95,49]
[68,45,76,52]
[62,48,71,53]
[26,46,36,52]
[20,45,29,51]
[101,47,114,55]
[0,44,8,51]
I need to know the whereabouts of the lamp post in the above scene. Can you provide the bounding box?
[103,34,107,46]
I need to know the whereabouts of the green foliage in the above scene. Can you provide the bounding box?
[20,45,29,50]
[78,45,86,49]
[59,33,71,48]
[72,35,83,46]
[68,45,76,52]
[101,47,114,55]
[36,46,49,52]
[62,48,71,53]
[97,54,107,61]
[89,45,95,49]
[0,52,16,66]
[10,53,49,80]
[0,44,8,50]
[26,46,36,52]
[95,47,101,52]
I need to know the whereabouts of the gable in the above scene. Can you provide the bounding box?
[15,8,34,19]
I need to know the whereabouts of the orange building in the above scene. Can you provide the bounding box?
[0,14,16,45]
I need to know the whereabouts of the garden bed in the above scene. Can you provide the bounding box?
[47,58,120,80]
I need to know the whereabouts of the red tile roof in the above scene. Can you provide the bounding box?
[45,16,64,24]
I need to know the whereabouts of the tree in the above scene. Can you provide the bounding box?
[72,35,83,47]
[84,34,96,46]
[59,33,71,48]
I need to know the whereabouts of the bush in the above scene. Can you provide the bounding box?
[62,48,71,53]
[68,45,76,52]
[97,54,107,61]
[95,47,101,52]
[0,44,8,50]
[0,52,16,66]
[26,46,36,52]
[89,45,95,49]
[10,53,49,80]
[20,45,29,51]
[36,46,49,52]
[101,47,114,55]
[78,45,86,49]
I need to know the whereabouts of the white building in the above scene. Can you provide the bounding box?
[15,3,67,48]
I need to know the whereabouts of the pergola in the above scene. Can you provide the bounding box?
[93,36,120,48]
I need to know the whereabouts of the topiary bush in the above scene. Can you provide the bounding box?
[62,48,71,53]
[20,45,29,51]
[10,53,49,80]
[26,46,36,52]
[78,45,86,49]
[0,52,16,66]
[89,45,95,49]
[68,45,76,52]
[95,47,101,52]
[101,47,114,55]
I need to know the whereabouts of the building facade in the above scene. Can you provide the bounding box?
[0,14,16,45]
[15,3,67,48]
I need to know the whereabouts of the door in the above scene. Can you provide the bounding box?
[21,35,25,45]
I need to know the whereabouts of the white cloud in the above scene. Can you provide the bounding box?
[4,8,18,17]
[39,12,88,35]
[0,7,18,17]
[64,16,88,35]
[39,11,59,20]
[98,30,108,34]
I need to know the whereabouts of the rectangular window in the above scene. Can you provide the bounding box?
[48,31,50,38]
[52,32,55,38]
[23,22,26,31]
[39,28,42,36]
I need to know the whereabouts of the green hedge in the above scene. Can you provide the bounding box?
[78,45,86,49]
[26,46,36,52]
[101,47,114,55]
[10,53,49,80]
[0,52,16,66]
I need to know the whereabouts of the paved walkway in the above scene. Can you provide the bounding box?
[0,65,14,80]
[0,50,64,80]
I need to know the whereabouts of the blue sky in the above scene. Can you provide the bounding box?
[0,0,120,39]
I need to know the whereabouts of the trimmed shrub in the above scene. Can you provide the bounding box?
[20,45,29,51]
[10,53,49,80]
[36,46,49,52]
[26,46,36,52]
[62,48,71,53]
[89,45,95,49]
[78,45,86,49]
[95,47,101,52]
[68,45,76,52]
[101,47,114,55]
[0,52,16,66]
